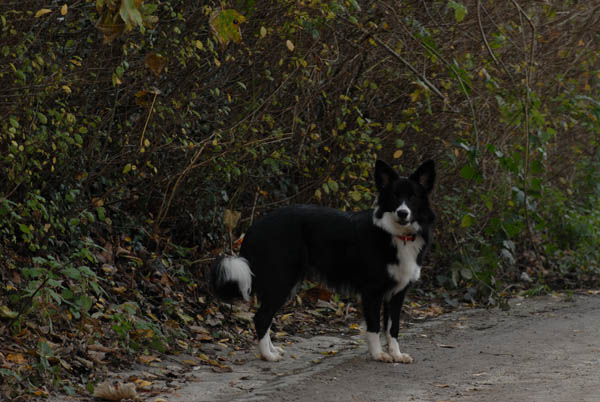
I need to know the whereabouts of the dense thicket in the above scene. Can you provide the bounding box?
[1,0,599,397]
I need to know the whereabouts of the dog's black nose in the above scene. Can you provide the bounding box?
[396,210,409,221]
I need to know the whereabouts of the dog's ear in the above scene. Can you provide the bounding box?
[410,159,435,193]
[375,160,399,191]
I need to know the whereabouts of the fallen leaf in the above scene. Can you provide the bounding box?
[7,353,26,364]
[139,355,160,365]
[88,343,115,353]
[211,365,233,373]
[87,351,107,364]
[134,379,153,388]
[93,381,137,401]
[32,389,49,397]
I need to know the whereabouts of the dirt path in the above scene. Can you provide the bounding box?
[52,294,600,401]
[253,293,600,402]
[151,293,600,402]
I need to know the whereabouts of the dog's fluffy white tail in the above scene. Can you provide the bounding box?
[210,256,253,301]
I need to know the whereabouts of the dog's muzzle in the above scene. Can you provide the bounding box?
[395,207,411,225]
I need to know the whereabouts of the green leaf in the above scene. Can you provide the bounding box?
[120,0,144,30]
[9,116,19,128]
[460,165,477,180]
[449,1,467,23]
[61,266,81,280]
[37,112,48,124]
[19,224,31,235]
[460,267,473,280]
[0,305,18,319]
[461,214,474,228]
[350,190,362,202]
[209,9,246,47]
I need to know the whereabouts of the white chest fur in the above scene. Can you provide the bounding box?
[385,235,425,300]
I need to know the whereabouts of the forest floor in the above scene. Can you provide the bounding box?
[49,292,600,401]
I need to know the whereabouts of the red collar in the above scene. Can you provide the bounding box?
[396,234,417,244]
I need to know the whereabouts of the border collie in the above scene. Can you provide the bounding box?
[211,159,435,362]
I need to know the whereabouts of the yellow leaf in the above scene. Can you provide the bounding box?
[139,355,160,365]
[260,26,267,38]
[62,85,71,94]
[393,149,403,159]
[410,89,421,102]
[0,306,18,318]
[33,389,49,397]
[61,4,68,15]
[135,379,153,388]
[209,9,246,47]
[195,40,204,50]
[7,353,27,364]
[223,209,241,232]
[35,9,52,18]
[286,39,295,52]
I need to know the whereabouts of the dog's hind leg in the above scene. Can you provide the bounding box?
[254,286,293,362]
[255,303,283,361]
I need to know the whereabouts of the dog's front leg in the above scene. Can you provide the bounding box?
[386,288,413,363]
[363,294,393,362]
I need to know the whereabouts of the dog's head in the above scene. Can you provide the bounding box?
[373,159,435,236]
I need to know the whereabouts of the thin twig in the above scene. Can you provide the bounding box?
[510,0,542,262]
[139,91,158,150]
[154,144,207,235]
[1,277,50,334]
[340,15,448,105]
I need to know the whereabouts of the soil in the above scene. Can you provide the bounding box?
[50,293,600,401]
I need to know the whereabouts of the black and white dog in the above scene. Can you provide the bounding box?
[211,159,435,362]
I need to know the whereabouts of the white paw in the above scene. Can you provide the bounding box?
[387,336,414,363]
[390,351,414,363]
[260,349,284,362]
[373,351,394,363]
[258,331,284,362]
